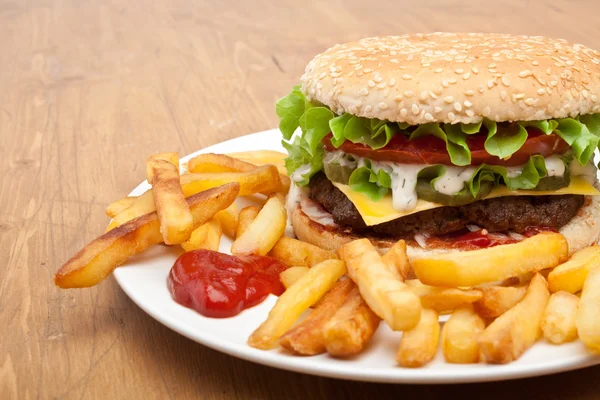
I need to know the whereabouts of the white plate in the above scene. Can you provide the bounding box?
[114,128,600,384]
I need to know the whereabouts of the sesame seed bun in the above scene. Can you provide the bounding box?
[291,189,600,259]
[301,33,600,125]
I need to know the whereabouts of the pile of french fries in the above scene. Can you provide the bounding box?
[54,148,600,368]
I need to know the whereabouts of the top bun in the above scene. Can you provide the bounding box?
[301,33,600,125]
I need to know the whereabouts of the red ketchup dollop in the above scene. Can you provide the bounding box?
[167,250,288,318]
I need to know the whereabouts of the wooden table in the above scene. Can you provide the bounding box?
[3,0,600,398]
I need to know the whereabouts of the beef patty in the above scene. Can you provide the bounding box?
[308,173,584,237]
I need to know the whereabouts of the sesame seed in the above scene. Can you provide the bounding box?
[483,106,491,116]
[501,76,511,87]
[455,68,465,74]
[466,110,475,117]
[359,88,369,96]
[368,80,375,87]
[400,109,408,118]
[537,88,546,95]
[519,70,533,78]
[434,106,442,113]
[365,105,372,112]
[379,102,389,110]
[419,91,428,101]
[316,82,323,89]
[448,112,456,120]
[377,82,386,89]
[488,63,497,69]
[435,68,443,73]
[583,89,589,98]
[465,90,474,96]
[550,80,558,87]
[462,72,471,80]
[319,72,327,79]
[388,78,396,86]
[402,74,412,80]
[404,90,415,98]
[444,96,454,103]
[454,102,462,112]
[441,80,449,88]
[525,98,535,106]
[449,78,457,84]
[412,104,420,114]
[429,92,438,99]
[364,68,372,73]
[394,95,403,102]
[487,80,495,88]
[471,66,479,74]
[532,60,539,66]
[374,76,383,83]
[424,113,434,121]
[464,100,472,107]
[514,93,525,100]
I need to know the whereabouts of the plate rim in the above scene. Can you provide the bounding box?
[113,128,600,384]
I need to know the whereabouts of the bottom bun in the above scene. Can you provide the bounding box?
[291,193,600,259]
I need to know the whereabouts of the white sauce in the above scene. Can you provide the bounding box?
[291,164,312,183]
[300,198,338,228]
[505,165,524,178]
[570,160,597,184]
[324,150,358,169]
[433,167,477,195]
[545,155,566,177]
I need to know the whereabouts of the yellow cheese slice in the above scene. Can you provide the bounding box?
[332,176,600,226]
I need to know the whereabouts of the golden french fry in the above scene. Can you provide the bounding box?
[381,240,411,281]
[441,305,486,364]
[542,291,579,344]
[231,196,287,256]
[576,267,600,352]
[54,183,239,288]
[280,279,354,355]
[181,219,222,252]
[213,202,238,238]
[149,159,193,244]
[187,153,290,193]
[146,152,179,182]
[478,274,550,364]
[323,287,381,357]
[338,239,421,331]
[280,266,310,289]
[473,285,527,318]
[248,259,347,350]
[236,206,259,239]
[548,245,600,294]
[268,237,338,267]
[412,233,568,287]
[396,309,440,367]
[107,165,280,231]
[405,280,482,313]
[226,150,287,175]
[106,196,136,218]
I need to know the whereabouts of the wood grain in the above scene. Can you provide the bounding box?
[3,0,600,398]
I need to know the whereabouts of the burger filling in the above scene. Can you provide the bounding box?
[277,86,600,244]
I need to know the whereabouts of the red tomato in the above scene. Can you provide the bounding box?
[167,250,288,318]
[322,130,569,166]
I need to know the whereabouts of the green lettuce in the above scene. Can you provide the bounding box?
[276,85,600,185]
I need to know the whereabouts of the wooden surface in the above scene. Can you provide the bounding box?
[3,0,600,398]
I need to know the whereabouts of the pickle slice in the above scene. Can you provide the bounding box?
[323,162,355,185]
[416,180,493,206]
[532,174,570,191]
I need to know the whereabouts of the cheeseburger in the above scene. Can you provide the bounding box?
[277,33,600,258]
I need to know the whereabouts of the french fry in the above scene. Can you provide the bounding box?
[149,159,193,244]
[187,153,290,193]
[576,267,600,352]
[268,237,338,267]
[542,291,579,344]
[473,285,527,318]
[323,287,381,357]
[236,206,259,238]
[181,219,222,252]
[405,280,482,313]
[396,309,440,367]
[338,239,421,331]
[441,305,486,364]
[412,233,568,287]
[231,196,287,256]
[54,183,239,288]
[213,202,239,238]
[279,279,354,355]
[548,245,600,294]
[248,259,347,349]
[106,196,136,218]
[280,266,310,289]
[226,150,287,175]
[146,152,179,182]
[107,165,280,231]
[478,274,550,364]
[381,240,411,281]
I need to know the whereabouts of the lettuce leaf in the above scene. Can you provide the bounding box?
[276,85,600,185]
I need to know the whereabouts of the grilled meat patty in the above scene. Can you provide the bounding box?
[308,173,584,236]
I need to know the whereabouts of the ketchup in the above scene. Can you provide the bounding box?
[168,250,288,318]
[422,227,556,250]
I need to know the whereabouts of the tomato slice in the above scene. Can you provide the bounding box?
[322,130,569,166]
